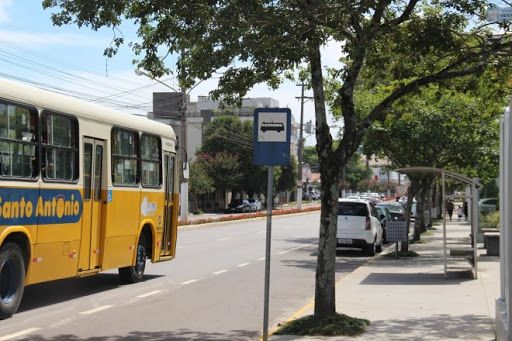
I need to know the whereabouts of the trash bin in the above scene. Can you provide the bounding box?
[485,233,500,256]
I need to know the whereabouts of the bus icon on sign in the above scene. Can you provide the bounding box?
[261,122,284,132]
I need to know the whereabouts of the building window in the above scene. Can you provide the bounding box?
[140,134,161,187]
[111,128,139,186]
[0,101,38,179]
[41,112,78,181]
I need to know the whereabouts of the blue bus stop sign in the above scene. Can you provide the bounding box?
[253,108,291,166]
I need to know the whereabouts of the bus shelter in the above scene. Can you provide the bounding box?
[395,167,481,279]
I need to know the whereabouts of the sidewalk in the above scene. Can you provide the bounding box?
[270,220,499,340]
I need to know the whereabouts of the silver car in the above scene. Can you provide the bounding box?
[248,198,262,212]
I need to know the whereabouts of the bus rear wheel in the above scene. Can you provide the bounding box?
[119,234,147,284]
[0,243,25,319]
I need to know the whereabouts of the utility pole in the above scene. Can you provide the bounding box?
[295,84,314,209]
[296,84,305,209]
[179,90,189,224]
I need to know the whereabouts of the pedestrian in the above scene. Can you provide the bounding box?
[457,205,464,222]
[446,200,454,222]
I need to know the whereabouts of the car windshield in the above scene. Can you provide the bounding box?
[338,202,368,216]
[248,199,256,203]
[378,203,402,213]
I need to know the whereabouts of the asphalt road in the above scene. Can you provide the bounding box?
[0,211,374,341]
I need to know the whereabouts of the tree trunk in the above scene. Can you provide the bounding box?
[401,183,415,252]
[309,39,340,318]
[414,184,424,241]
[314,171,339,318]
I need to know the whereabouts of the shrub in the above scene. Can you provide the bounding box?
[481,211,499,230]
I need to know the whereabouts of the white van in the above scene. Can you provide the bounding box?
[337,199,383,256]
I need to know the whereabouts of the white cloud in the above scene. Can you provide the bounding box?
[0,0,12,23]
[0,30,108,46]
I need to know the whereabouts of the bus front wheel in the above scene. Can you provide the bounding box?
[118,234,147,284]
[0,243,25,319]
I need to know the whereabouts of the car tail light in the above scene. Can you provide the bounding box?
[365,217,371,230]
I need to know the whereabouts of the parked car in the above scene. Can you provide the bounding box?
[479,197,498,214]
[310,191,321,200]
[410,202,417,219]
[337,199,383,256]
[375,206,392,243]
[226,199,243,213]
[226,199,252,213]
[376,202,405,221]
[248,198,262,212]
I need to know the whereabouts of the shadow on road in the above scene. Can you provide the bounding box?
[23,329,259,341]
[19,273,163,313]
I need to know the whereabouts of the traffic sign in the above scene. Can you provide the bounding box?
[253,108,291,166]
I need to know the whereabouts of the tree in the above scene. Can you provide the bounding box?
[276,155,298,194]
[201,116,267,196]
[344,154,372,191]
[303,145,370,192]
[363,74,508,240]
[197,151,241,195]
[43,0,512,318]
[189,160,215,213]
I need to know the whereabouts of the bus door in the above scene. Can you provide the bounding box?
[79,138,105,271]
[161,152,175,256]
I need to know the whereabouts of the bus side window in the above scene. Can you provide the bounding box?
[41,112,78,182]
[111,128,139,186]
[0,101,38,179]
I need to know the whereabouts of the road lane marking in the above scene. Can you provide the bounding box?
[181,279,199,285]
[0,328,41,341]
[218,237,232,241]
[79,305,113,315]
[257,257,265,261]
[136,290,161,298]
[212,269,228,275]
[237,263,250,267]
[177,246,185,249]
[278,243,315,255]
[257,230,266,234]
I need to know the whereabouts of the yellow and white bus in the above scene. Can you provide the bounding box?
[0,77,179,318]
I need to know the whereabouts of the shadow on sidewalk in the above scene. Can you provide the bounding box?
[366,314,494,340]
[360,272,473,285]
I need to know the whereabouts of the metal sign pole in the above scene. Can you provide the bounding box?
[253,108,290,340]
[263,166,273,341]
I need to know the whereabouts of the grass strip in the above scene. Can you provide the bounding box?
[274,313,370,336]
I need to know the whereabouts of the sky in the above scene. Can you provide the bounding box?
[0,1,344,146]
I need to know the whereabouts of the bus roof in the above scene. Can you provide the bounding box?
[0,77,175,140]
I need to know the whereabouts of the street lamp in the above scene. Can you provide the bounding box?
[135,69,189,223]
